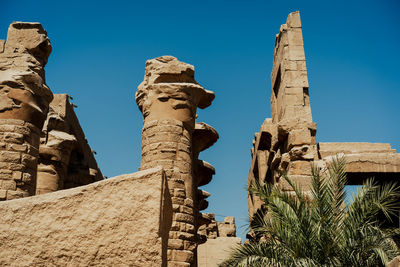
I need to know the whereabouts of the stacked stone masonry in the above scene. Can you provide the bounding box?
[197,214,241,267]
[247,11,400,237]
[0,119,40,200]
[136,56,218,267]
[198,214,237,240]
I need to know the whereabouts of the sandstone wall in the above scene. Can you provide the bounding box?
[197,237,241,267]
[0,167,170,267]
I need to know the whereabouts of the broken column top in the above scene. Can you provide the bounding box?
[0,21,53,128]
[141,55,197,85]
[274,11,301,47]
[269,11,312,124]
[3,22,52,64]
[135,56,215,123]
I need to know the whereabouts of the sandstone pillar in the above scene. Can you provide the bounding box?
[247,12,319,235]
[0,22,53,200]
[136,56,217,267]
[36,131,76,195]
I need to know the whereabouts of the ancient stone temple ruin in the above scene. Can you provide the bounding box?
[247,11,400,234]
[5,10,398,267]
[0,21,237,267]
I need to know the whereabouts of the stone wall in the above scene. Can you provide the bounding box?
[0,167,170,267]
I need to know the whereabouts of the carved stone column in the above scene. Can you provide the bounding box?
[136,56,217,267]
[36,108,76,194]
[0,22,53,200]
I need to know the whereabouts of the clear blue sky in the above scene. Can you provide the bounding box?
[2,0,399,241]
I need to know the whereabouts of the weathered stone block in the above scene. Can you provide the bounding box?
[286,11,302,28]
[8,144,27,152]
[289,145,316,160]
[168,239,184,250]
[287,45,306,60]
[0,151,21,163]
[175,213,194,224]
[5,190,24,200]
[197,237,242,267]
[184,198,193,207]
[180,205,192,215]
[0,189,6,200]
[287,129,312,149]
[8,163,24,171]
[287,161,312,176]
[3,133,24,144]
[12,171,22,181]
[282,70,308,88]
[0,167,168,266]
[1,180,16,190]
[172,250,194,262]
[21,173,32,183]
[278,174,312,191]
[282,93,305,106]
[287,28,304,46]
[0,125,15,132]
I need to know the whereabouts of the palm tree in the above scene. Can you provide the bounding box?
[221,158,400,267]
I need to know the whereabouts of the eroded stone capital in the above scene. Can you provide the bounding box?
[0,22,53,128]
[135,56,214,126]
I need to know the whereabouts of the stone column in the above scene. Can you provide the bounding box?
[136,56,216,267]
[36,129,76,195]
[0,22,53,200]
